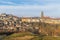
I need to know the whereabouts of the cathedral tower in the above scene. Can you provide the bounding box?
[41,11,44,18]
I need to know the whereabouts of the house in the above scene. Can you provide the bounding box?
[21,17,40,23]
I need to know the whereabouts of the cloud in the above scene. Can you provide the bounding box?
[0,1,16,5]
[0,0,60,5]
[0,3,59,11]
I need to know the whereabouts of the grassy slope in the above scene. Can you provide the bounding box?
[3,32,60,40]
[3,32,38,40]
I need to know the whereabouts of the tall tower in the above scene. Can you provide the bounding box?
[41,11,44,18]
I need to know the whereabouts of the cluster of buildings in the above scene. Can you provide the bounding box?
[0,12,60,34]
[0,13,21,32]
[0,13,40,33]
[21,11,60,24]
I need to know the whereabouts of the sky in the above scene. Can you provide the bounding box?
[0,0,60,17]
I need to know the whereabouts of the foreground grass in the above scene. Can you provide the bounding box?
[43,36,60,40]
[3,32,37,40]
[3,32,60,40]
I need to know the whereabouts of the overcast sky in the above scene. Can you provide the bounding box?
[0,0,60,17]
